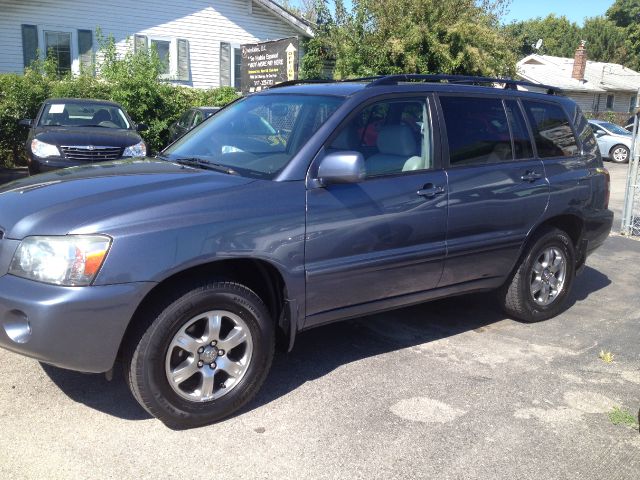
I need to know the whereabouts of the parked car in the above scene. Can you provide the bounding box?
[168,107,220,142]
[0,75,613,429]
[19,98,148,174]
[588,119,633,163]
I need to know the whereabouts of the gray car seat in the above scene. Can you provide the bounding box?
[366,124,422,176]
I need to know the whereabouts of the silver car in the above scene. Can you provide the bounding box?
[588,120,633,163]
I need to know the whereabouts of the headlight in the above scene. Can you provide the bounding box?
[123,141,146,157]
[31,139,60,158]
[9,235,112,286]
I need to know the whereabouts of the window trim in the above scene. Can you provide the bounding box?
[606,94,615,110]
[149,36,176,79]
[40,26,77,74]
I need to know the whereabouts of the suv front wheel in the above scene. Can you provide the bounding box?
[500,227,576,322]
[124,281,274,429]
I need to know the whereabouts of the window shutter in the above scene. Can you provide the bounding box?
[21,24,38,68]
[220,42,231,87]
[77,29,93,73]
[177,38,190,81]
[134,34,148,53]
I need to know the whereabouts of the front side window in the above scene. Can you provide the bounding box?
[328,98,433,177]
[523,101,579,158]
[440,96,513,166]
[44,31,71,74]
[163,94,344,179]
[39,102,131,129]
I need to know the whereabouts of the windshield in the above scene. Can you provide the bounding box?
[39,102,131,129]
[600,122,631,136]
[162,94,345,179]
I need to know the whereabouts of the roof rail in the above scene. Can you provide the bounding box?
[365,74,563,95]
[268,76,384,89]
[269,74,563,95]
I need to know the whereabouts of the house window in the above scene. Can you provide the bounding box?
[630,95,637,113]
[150,39,171,75]
[606,94,615,110]
[135,35,190,81]
[219,42,241,90]
[234,47,242,89]
[44,31,72,74]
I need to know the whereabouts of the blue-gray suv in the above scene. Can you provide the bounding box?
[0,75,613,428]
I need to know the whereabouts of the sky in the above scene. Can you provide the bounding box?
[501,0,616,25]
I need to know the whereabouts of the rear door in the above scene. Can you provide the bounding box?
[304,95,448,324]
[437,95,549,287]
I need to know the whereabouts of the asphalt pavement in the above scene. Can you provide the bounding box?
[0,161,638,479]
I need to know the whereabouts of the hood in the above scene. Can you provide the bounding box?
[0,158,256,239]
[33,126,142,148]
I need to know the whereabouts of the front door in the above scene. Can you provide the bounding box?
[304,96,448,325]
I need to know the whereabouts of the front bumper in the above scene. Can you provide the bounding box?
[0,275,155,373]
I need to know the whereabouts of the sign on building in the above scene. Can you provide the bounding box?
[240,37,299,94]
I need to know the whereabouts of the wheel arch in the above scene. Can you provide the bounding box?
[117,258,295,365]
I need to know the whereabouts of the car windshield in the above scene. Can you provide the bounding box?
[600,122,631,136]
[39,102,131,129]
[162,94,345,179]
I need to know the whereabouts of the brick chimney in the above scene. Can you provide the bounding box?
[572,41,587,81]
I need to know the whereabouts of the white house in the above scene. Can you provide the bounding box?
[517,43,640,114]
[0,0,312,89]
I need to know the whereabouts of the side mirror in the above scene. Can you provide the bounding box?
[19,119,33,127]
[317,151,366,186]
[136,123,148,132]
[594,130,605,137]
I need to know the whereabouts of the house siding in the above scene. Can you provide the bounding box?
[564,91,635,114]
[0,0,304,89]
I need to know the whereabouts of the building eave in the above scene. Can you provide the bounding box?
[253,0,314,37]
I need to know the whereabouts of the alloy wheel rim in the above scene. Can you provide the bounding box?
[613,147,628,162]
[165,310,253,402]
[530,247,567,306]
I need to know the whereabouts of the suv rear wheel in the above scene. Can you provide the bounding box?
[124,281,274,429]
[499,227,575,322]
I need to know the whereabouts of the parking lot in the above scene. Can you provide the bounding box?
[1,161,639,479]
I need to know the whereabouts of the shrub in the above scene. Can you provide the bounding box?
[0,34,240,168]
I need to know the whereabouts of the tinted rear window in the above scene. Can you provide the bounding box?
[440,96,513,166]
[522,101,579,158]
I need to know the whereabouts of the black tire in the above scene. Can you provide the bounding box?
[124,281,274,429]
[609,144,630,164]
[499,227,576,323]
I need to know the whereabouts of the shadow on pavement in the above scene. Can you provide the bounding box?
[40,264,611,422]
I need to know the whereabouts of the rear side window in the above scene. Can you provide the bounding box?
[440,96,513,166]
[504,100,533,159]
[522,101,579,158]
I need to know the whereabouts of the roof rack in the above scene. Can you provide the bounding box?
[269,74,562,95]
[268,76,384,89]
[365,74,563,95]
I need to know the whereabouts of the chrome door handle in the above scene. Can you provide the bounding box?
[521,171,542,182]
[417,184,446,198]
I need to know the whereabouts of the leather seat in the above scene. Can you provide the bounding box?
[366,124,422,176]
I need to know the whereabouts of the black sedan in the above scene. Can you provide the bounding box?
[168,107,220,142]
[20,98,148,174]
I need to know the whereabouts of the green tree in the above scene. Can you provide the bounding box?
[607,0,640,70]
[581,16,628,65]
[302,0,517,79]
[504,15,581,58]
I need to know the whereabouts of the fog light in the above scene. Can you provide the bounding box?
[3,310,32,344]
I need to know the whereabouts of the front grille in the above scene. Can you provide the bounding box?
[60,146,123,162]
